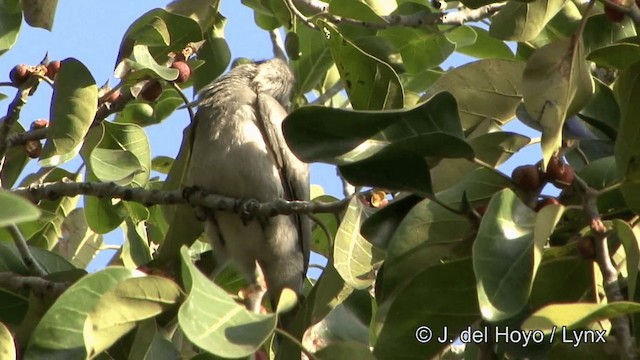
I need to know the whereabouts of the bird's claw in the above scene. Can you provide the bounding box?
[236,198,260,225]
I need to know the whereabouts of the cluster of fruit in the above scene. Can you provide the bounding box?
[511,156,575,207]
[9,60,61,86]
[140,54,191,102]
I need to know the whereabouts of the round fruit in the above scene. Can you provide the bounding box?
[24,140,42,159]
[30,119,49,130]
[546,157,575,188]
[140,80,163,102]
[604,5,625,22]
[512,165,542,191]
[46,60,62,79]
[170,61,191,83]
[535,197,560,211]
[9,64,30,85]
[576,236,596,260]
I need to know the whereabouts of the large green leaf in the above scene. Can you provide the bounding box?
[25,169,81,249]
[284,92,472,194]
[328,0,395,23]
[378,27,454,74]
[422,59,524,130]
[320,20,403,110]
[292,22,335,97]
[334,197,384,289]
[473,189,563,321]
[317,341,376,359]
[121,217,153,269]
[529,254,593,310]
[192,17,231,92]
[0,0,21,56]
[84,276,182,356]
[40,58,98,167]
[582,14,636,56]
[129,319,179,359]
[178,247,276,358]
[454,26,514,60]
[614,62,640,214]
[490,0,567,42]
[24,267,135,359]
[2,123,29,188]
[22,0,58,30]
[522,37,594,168]
[166,0,219,32]
[0,190,40,227]
[522,302,640,333]
[588,41,640,70]
[53,208,103,269]
[374,258,480,359]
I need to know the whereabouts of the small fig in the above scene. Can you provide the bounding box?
[535,197,561,211]
[140,80,163,102]
[9,64,30,85]
[30,119,49,130]
[576,236,596,260]
[512,165,542,191]
[170,61,191,83]
[24,140,42,159]
[546,157,575,188]
[604,5,625,22]
[46,60,62,79]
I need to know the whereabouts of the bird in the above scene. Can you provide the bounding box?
[185,58,311,316]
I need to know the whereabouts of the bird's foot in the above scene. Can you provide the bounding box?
[235,198,261,225]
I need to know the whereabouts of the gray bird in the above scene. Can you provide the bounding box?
[186,58,311,315]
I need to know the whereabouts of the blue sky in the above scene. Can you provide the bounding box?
[0,1,543,271]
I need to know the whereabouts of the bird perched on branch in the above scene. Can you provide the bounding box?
[186,58,310,315]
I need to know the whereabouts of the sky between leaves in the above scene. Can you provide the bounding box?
[0,0,545,272]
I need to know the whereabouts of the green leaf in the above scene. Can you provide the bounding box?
[455,26,514,60]
[490,0,567,42]
[129,319,179,359]
[166,0,219,32]
[178,247,276,358]
[84,276,182,356]
[587,42,640,70]
[26,169,80,249]
[22,0,57,30]
[115,100,156,126]
[317,341,376,359]
[2,123,29,188]
[473,189,563,321]
[292,23,334,97]
[614,62,640,214]
[578,78,619,141]
[522,302,640,333]
[120,44,180,81]
[52,208,103,269]
[0,0,21,55]
[328,0,393,23]
[125,16,170,47]
[0,322,15,359]
[193,17,231,92]
[583,14,636,55]
[24,267,135,359]
[334,198,384,289]
[121,217,153,269]
[284,92,472,194]
[530,254,593,310]
[378,28,454,74]
[430,131,531,193]
[522,37,594,169]
[0,190,40,227]
[40,58,98,167]
[88,121,151,188]
[115,8,203,66]
[321,20,404,110]
[374,258,480,359]
[422,59,524,129]
[151,155,174,174]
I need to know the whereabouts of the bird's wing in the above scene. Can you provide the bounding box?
[256,93,311,272]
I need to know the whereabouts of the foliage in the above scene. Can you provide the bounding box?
[0,0,639,359]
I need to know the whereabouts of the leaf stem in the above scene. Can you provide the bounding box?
[274,327,317,360]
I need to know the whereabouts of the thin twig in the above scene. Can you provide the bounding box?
[311,81,344,105]
[8,225,47,277]
[172,82,196,125]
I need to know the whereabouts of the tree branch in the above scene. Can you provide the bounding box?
[290,0,504,29]
[8,225,47,277]
[0,87,32,186]
[12,180,351,217]
[0,271,67,296]
[574,175,637,359]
